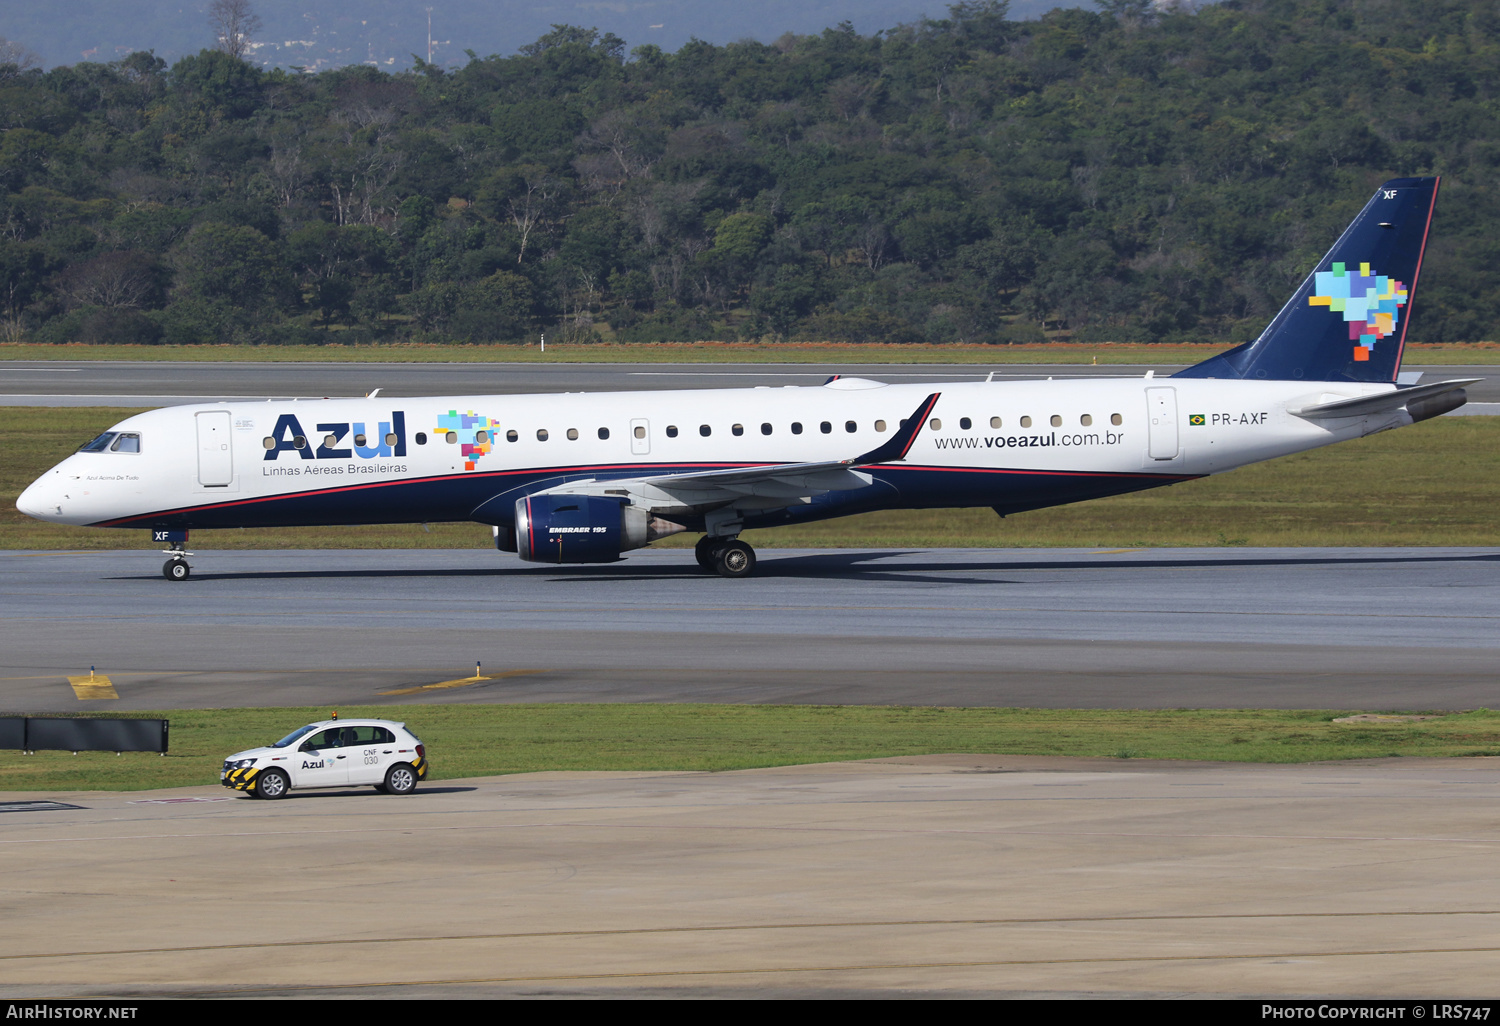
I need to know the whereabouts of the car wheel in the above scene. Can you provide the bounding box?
[255,768,289,800]
[384,763,418,795]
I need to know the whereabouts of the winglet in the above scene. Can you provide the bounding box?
[852,393,940,465]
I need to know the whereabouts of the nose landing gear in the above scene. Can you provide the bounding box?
[153,528,192,581]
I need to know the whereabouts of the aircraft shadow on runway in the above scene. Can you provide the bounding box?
[103,548,1500,584]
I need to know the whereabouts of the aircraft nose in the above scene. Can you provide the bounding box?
[16,473,60,520]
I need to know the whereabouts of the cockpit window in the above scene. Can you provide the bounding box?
[110,433,140,453]
[77,432,117,452]
[270,725,319,749]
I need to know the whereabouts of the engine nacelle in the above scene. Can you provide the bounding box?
[515,494,684,564]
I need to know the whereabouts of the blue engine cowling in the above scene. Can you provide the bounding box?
[515,494,628,564]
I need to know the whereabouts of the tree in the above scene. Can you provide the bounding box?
[0,36,41,73]
[209,0,262,61]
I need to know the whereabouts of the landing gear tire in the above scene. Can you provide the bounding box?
[163,558,190,581]
[695,536,722,569]
[384,763,418,795]
[255,768,289,800]
[714,539,756,578]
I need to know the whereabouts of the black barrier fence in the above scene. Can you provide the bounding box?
[0,717,168,753]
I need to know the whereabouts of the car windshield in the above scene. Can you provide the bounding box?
[270,724,320,749]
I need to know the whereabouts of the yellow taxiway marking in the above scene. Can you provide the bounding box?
[67,674,118,700]
[378,668,546,696]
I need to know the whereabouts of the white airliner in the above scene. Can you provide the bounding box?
[16,177,1475,579]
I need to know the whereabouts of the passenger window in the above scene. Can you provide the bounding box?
[110,433,140,453]
[415,432,427,445]
[474,431,488,444]
[446,431,458,444]
[791,422,803,435]
[567,428,579,440]
[874,420,887,432]
[1020,416,1032,428]
[384,432,397,446]
[354,433,368,446]
[598,427,610,440]
[929,418,941,431]
[262,437,276,450]
[666,425,679,438]
[634,426,646,439]
[1080,415,1092,427]
[536,429,549,441]
[959,418,971,430]
[323,433,339,449]
[699,425,711,437]
[293,435,307,449]
[845,421,857,433]
[1111,413,1123,426]
[761,423,772,435]
[506,429,518,442]
[820,421,832,434]
[990,417,1002,428]
[732,424,744,436]
[1050,415,1062,427]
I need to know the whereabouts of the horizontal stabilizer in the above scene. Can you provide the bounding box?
[1291,378,1478,419]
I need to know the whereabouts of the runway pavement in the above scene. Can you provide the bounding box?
[0,359,1495,412]
[2,547,1496,712]
[2,754,1498,997]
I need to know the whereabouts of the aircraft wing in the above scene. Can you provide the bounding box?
[1290,379,1479,419]
[532,393,940,510]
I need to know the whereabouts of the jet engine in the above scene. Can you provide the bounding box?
[515,494,685,564]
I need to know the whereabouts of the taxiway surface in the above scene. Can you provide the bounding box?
[2,547,1496,712]
[2,755,1498,998]
[1,359,1495,411]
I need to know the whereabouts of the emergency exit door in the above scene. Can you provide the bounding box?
[1145,387,1180,461]
[196,410,234,486]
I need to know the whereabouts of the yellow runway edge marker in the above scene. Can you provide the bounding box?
[68,667,119,701]
[378,668,545,697]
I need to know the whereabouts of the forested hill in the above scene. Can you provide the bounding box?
[2,0,1498,349]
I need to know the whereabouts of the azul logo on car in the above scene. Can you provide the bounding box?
[264,412,407,461]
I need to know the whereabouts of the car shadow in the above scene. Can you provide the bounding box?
[251,785,478,800]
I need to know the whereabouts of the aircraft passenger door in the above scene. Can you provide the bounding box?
[1145,387,1180,461]
[196,410,234,486]
[630,418,650,456]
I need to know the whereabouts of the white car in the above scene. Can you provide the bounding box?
[222,718,429,799]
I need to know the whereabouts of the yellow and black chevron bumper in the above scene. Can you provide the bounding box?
[222,767,260,791]
[412,755,429,780]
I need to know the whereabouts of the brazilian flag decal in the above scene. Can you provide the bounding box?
[1188,414,1206,426]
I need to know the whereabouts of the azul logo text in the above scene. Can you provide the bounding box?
[264,412,407,461]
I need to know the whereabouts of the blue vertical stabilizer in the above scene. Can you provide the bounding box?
[1176,177,1439,383]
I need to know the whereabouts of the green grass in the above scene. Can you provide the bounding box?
[5,407,1499,550]
[4,705,1499,792]
[3,341,1499,364]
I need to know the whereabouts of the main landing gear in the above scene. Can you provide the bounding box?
[695,536,757,578]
